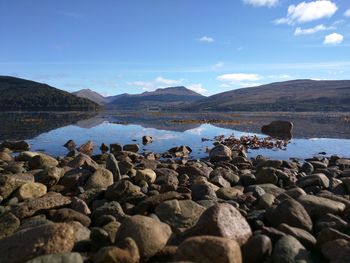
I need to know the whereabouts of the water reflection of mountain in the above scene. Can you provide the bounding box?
[101,111,350,139]
[0,112,98,141]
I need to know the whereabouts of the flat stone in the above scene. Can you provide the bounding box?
[14,182,47,201]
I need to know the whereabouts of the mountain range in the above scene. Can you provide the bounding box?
[1,76,350,112]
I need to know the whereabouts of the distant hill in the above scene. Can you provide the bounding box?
[73,89,107,105]
[107,86,205,110]
[0,76,100,111]
[188,79,350,112]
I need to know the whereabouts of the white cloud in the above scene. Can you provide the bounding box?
[128,76,183,91]
[243,0,278,7]
[345,9,350,17]
[197,36,215,43]
[187,83,207,94]
[275,1,338,25]
[294,24,334,35]
[213,62,224,69]
[323,33,344,45]
[217,73,261,82]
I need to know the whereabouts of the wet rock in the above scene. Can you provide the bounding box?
[106,154,121,181]
[0,223,75,263]
[78,140,94,156]
[93,238,140,263]
[175,236,242,263]
[116,215,172,260]
[297,195,346,219]
[142,135,153,145]
[265,199,313,231]
[12,192,71,219]
[14,182,47,201]
[48,208,91,226]
[25,253,83,263]
[1,140,30,151]
[272,235,312,263]
[0,212,20,239]
[187,203,252,246]
[261,121,293,139]
[85,168,114,190]
[242,234,272,263]
[64,140,77,151]
[135,169,156,184]
[155,199,206,231]
[123,144,140,153]
[209,144,232,162]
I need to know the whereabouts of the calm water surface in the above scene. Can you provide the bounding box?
[1,111,350,160]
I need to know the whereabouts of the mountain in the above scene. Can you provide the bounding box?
[189,79,350,112]
[107,86,205,110]
[73,89,107,105]
[0,76,100,111]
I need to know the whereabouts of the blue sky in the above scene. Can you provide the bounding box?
[1,0,350,96]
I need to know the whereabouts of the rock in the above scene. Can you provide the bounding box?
[322,239,350,263]
[297,195,346,219]
[168,146,192,157]
[110,143,122,154]
[85,168,114,190]
[242,234,272,263]
[209,144,232,162]
[300,162,314,174]
[12,192,71,219]
[272,235,312,263]
[91,201,126,222]
[25,253,83,263]
[0,151,13,162]
[210,167,240,185]
[116,215,172,260]
[142,136,153,145]
[105,180,141,201]
[278,223,317,249]
[48,208,91,226]
[103,221,121,243]
[135,169,157,184]
[1,140,30,151]
[265,199,313,231]
[216,187,243,200]
[67,153,99,170]
[315,213,348,232]
[106,154,121,181]
[187,203,252,246]
[255,167,278,185]
[100,143,109,153]
[155,172,179,192]
[78,140,94,156]
[0,223,75,263]
[155,199,206,231]
[63,140,77,151]
[191,183,217,201]
[0,212,20,239]
[261,121,293,139]
[35,167,64,187]
[93,238,140,263]
[258,193,275,208]
[14,182,47,201]
[175,236,242,263]
[0,173,34,199]
[297,173,330,189]
[317,227,350,248]
[28,153,59,169]
[71,197,91,215]
[68,221,90,242]
[123,144,139,153]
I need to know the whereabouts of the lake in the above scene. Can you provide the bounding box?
[1,111,350,160]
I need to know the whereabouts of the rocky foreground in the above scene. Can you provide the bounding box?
[0,138,350,263]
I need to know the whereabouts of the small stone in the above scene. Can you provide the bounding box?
[14,182,47,201]
[100,143,109,153]
[135,169,156,184]
[116,215,172,260]
[63,140,77,151]
[142,136,153,145]
[78,140,94,156]
[175,236,242,263]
